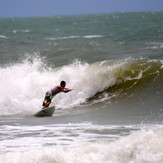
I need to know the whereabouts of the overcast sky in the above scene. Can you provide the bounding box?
[0,0,163,17]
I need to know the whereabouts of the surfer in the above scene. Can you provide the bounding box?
[42,81,72,108]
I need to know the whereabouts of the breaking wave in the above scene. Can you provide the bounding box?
[0,55,163,116]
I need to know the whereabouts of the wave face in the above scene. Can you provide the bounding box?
[0,56,163,116]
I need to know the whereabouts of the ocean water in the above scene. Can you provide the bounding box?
[0,12,163,163]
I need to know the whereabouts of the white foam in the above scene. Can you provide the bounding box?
[45,35,103,41]
[83,35,103,39]
[0,35,8,39]
[45,36,79,40]
[144,42,163,50]
[0,56,50,115]
[12,29,31,34]
[22,29,30,33]
[1,125,163,163]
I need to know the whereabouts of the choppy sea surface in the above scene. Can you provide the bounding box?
[0,12,163,163]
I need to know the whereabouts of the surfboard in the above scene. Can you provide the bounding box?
[35,106,55,117]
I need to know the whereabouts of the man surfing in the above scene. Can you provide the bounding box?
[42,81,72,108]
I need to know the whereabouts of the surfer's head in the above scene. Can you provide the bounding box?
[60,81,66,88]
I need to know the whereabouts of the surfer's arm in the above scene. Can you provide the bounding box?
[63,88,72,93]
[57,86,72,93]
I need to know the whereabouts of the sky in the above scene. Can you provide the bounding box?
[0,0,163,17]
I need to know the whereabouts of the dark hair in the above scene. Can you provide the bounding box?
[60,81,66,85]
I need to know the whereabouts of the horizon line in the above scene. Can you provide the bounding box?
[0,10,163,19]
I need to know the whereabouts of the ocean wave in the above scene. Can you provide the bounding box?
[144,42,163,50]
[0,57,162,116]
[12,29,31,34]
[45,35,103,41]
[0,35,8,39]
[84,58,163,105]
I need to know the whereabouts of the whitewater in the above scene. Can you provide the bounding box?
[0,12,163,163]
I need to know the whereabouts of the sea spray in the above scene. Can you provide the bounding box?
[0,56,50,115]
